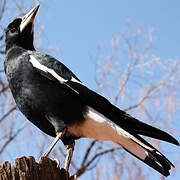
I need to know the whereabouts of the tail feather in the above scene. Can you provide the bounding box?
[92,96,179,145]
[132,134,174,167]
[123,147,170,177]
[127,116,179,146]
[118,134,173,177]
[113,109,179,146]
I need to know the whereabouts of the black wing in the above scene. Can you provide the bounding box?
[66,81,179,146]
[29,52,179,146]
[29,53,82,94]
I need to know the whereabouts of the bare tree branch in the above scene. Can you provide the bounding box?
[0,106,16,124]
[76,147,121,178]
[0,0,6,22]
[0,122,27,155]
[80,140,97,168]
[0,83,8,96]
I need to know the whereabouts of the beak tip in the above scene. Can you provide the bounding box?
[20,3,40,33]
[36,3,40,9]
[34,3,40,17]
[33,3,40,15]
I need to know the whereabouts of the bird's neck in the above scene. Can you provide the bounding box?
[4,46,25,76]
[5,35,35,53]
[6,43,35,53]
[5,45,25,60]
[5,41,16,53]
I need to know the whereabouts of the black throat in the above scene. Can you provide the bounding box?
[5,34,35,53]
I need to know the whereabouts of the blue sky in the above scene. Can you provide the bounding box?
[1,0,180,179]
[39,0,180,88]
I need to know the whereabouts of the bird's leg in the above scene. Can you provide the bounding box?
[64,141,75,171]
[44,128,66,157]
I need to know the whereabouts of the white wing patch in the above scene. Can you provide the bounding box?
[71,76,84,85]
[30,55,67,84]
[29,55,79,94]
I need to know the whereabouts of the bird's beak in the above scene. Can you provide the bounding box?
[20,4,40,33]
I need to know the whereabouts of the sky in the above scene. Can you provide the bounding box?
[1,0,180,179]
[39,0,180,88]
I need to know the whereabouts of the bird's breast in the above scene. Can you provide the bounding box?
[5,55,86,135]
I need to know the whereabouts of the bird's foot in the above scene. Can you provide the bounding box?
[51,157,60,168]
[38,156,59,168]
[73,174,79,180]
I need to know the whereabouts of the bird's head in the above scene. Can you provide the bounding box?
[5,4,40,52]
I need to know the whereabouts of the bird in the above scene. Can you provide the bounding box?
[4,4,179,177]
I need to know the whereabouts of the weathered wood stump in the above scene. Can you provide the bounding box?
[0,156,75,180]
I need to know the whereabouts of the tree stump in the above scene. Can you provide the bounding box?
[0,156,75,180]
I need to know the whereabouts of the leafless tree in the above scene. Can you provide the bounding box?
[0,1,179,180]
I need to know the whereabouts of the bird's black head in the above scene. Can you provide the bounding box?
[5,4,40,52]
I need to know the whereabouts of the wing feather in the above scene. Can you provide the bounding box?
[29,53,179,146]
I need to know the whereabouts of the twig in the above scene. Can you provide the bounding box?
[0,0,6,21]
[0,122,27,154]
[0,106,16,123]
[0,83,8,95]
[76,147,121,177]
[123,81,166,112]
[81,140,97,167]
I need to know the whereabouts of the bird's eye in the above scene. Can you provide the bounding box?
[10,26,16,33]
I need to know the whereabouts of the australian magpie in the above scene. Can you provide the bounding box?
[4,4,179,176]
